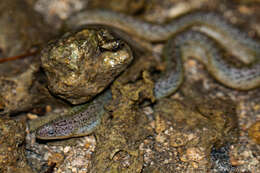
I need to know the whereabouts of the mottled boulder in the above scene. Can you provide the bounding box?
[41,28,133,104]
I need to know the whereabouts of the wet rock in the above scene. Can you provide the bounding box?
[0,63,56,114]
[0,117,33,173]
[26,142,65,173]
[0,64,38,114]
[0,0,55,114]
[41,28,133,104]
[0,0,52,57]
[144,97,239,172]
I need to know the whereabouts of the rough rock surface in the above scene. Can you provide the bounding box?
[0,118,33,173]
[41,28,133,104]
[0,0,52,57]
[140,97,238,172]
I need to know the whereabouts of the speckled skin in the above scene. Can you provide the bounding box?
[155,31,260,98]
[36,90,112,140]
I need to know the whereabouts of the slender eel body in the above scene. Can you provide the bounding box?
[34,10,260,139]
[65,9,260,93]
[154,30,260,98]
[66,9,260,64]
[35,90,112,139]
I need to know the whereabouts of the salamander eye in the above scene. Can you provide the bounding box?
[36,124,56,138]
[48,128,55,136]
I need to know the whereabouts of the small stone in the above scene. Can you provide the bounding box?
[143,106,154,116]
[45,105,52,113]
[155,133,167,143]
[253,104,260,111]
[186,147,205,162]
[72,167,77,172]
[191,161,199,168]
[170,132,189,147]
[230,155,242,166]
[48,152,64,167]
[238,6,253,15]
[26,113,38,120]
[64,146,71,153]
[187,59,197,67]
[155,115,167,134]
[84,142,91,150]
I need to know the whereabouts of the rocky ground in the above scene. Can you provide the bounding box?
[0,0,259,173]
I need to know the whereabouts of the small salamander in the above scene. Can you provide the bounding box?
[33,9,260,139]
[35,90,112,140]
